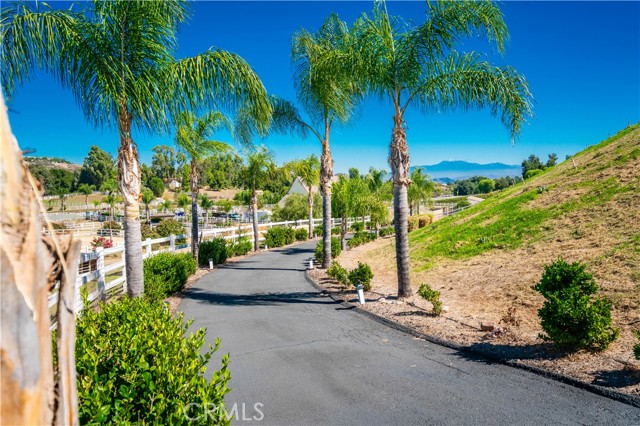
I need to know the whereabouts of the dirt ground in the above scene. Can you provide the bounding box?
[310,234,640,397]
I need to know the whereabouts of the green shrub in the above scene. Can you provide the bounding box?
[72,298,230,425]
[264,227,295,247]
[525,169,544,179]
[313,224,323,237]
[379,227,394,237]
[102,220,122,230]
[295,228,308,241]
[315,237,341,263]
[332,226,341,235]
[408,216,419,232]
[348,231,375,249]
[634,331,640,360]
[199,238,228,266]
[143,252,196,300]
[532,259,619,350]
[350,222,364,232]
[418,214,433,228]
[51,221,67,230]
[327,262,349,286]
[155,218,185,237]
[348,262,373,291]
[229,238,252,257]
[140,223,159,240]
[418,283,443,315]
[456,199,471,209]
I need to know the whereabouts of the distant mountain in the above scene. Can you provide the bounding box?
[412,161,520,182]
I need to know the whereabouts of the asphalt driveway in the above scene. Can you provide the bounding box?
[179,240,640,425]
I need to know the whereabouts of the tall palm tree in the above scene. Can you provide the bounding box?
[244,146,274,251]
[141,188,154,225]
[2,0,271,298]
[354,1,532,298]
[174,110,232,260]
[295,154,321,238]
[200,195,214,225]
[77,183,95,213]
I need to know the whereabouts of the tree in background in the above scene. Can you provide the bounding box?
[77,183,95,212]
[272,193,322,222]
[295,154,321,237]
[176,192,190,214]
[3,0,271,298]
[407,169,434,215]
[79,145,115,188]
[148,177,165,198]
[200,195,214,224]
[332,176,369,250]
[354,1,532,298]
[522,154,545,179]
[151,145,176,180]
[202,153,244,190]
[217,199,234,224]
[546,153,558,167]
[29,165,77,196]
[477,178,496,194]
[161,199,173,214]
[366,168,391,236]
[141,188,154,224]
[243,146,274,251]
[174,110,233,260]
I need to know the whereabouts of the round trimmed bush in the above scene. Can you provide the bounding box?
[295,228,308,241]
[348,262,373,291]
[199,238,228,266]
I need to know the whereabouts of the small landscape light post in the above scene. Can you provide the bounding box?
[209,258,213,270]
[309,259,314,270]
[356,284,365,305]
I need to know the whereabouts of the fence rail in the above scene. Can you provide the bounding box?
[48,216,367,329]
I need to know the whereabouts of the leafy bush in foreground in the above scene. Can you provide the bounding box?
[348,262,373,291]
[144,252,196,301]
[327,262,349,286]
[418,283,443,316]
[295,228,308,241]
[228,238,252,257]
[199,238,228,266]
[532,259,619,351]
[315,237,341,263]
[73,298,230,425]
[264,227,295,247]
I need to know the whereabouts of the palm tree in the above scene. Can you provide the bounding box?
[367,168,391,237]
[2,1,271,298]
[280,16,362,267]
[234,15,361,267]
[244,146,274,251]
[141,188,154,225]
[161,199,173,214]
[408,169,434,216]
[174,111,232,260]
[354,1,532,298]
[56,191,67,212]
[92,199,101,211]
[200,195,214,225]
[332,176,369,250]
[77,183,95,213]
[217,199,233,225]
[176,192,190,215]
[295,154,320,238]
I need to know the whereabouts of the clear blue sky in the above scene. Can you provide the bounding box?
[6,1,640,173]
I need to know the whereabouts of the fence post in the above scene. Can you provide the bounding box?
[231,227,236,244]
[96,248,106,303]
[145,238,152,258]
[170,234,176,252]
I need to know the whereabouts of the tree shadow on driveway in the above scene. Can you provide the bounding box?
[184,289,340,306]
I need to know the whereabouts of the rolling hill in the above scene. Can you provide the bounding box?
[341,123,640,394]
[412,160,521,181]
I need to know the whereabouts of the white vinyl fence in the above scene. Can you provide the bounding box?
[48,216,367,328]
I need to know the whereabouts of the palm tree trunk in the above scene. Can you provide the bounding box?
[390,113,412,299]
[308,190,314,239]
[190,161,199,261]
[409,200,414,217]
[117,108,144,299]
[251,179,259,251]
[320,134,333,268]
[340,215,347,251]
[417,202,420,216]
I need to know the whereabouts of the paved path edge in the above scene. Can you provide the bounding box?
[304,270,640,408]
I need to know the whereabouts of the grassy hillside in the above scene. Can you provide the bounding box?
[411,123,640,273]
[339,123,639,392]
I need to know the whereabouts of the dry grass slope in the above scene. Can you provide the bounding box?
[338,124,640,395]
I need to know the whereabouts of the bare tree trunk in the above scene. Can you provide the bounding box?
[190,161,199,261]
[417,202,420,216]
[308,189,313,239]
[390,112,413,299]
[409,200,414,217]
[251,179,259,251]
[1,96,56,425]
[117,107,143,298]
[320,134,333,268]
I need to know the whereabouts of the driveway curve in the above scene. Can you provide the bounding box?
[179,240,640,425]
